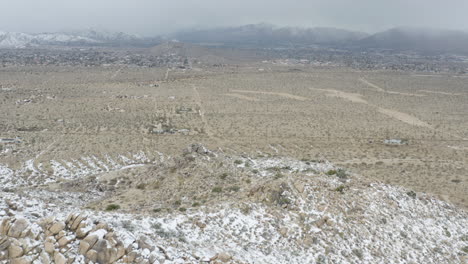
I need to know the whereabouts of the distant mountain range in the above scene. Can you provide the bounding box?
[355,27,468,54]
[173,25,468,54]
[2,25,468,55]
[172,23,369,46]
[0,29,161,48]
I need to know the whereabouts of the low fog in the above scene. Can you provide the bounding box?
[1,0,468,35]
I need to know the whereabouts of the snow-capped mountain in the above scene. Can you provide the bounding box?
[0,30,157,48]
[0,31,98,48]
[0,31,36,48]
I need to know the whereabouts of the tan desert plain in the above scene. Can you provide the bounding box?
[0,59,467,263]
[1,65,466,207]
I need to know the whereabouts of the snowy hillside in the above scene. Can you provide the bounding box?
[0,144,467,263]
[0,30,148,48]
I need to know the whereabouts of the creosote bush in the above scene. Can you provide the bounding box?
[219,173,228,180]
[105,204,120,211]
[407,191,417,199]
[212,186,223,193]
[335,185,345,193]
[228,186,240,192]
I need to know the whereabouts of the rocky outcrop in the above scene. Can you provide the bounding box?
[0,214,177,264]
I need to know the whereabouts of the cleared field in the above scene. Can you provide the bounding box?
[1,65,467,208]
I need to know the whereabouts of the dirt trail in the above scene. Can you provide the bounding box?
[309,88,432,128]
[311,88,368,104]
[192,85,215,138]
[359,78,385,92]
[164,68,170,81]
[231,89,309,101]
[377,108,432,128]
[224,93,261,102]
[419,90,464,96]
[110,66,124,80]
[359,78,425,97]
[33,124,83,173]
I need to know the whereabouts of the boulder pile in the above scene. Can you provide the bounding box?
[0,214,179,264]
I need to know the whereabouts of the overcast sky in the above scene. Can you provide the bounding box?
[1,0,467,35]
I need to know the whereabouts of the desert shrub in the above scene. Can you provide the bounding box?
[278,197,290,206]
[212,186,223,193]
[105,204,120,211]
[444,227,451,237]
[251,169,259,174]
[192,202,200,207]
[326,169,337,175]
[271,189,291,206]
[153,208,162,213]
[228,186,240,192]
[219,173,228,180]
[240,204,252,215]
[151,222,162,230]
[245,179,251,184]
[274,173,284,179]
[281,166,292,170]
[336,169,348,179]
[462,246,468,253]
[335,185,345,193]
[179,207,187,212]
[407,191,416,199]
[136,183,146,190]
[234,160,243,165]
[267,166,281,172]
[174,200,182,206]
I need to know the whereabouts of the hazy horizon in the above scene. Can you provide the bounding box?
[1,0,467,36]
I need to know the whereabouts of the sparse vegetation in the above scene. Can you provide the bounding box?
[336,169,348,180]
[105,204,120,211]
[219,173,228,180]
[227,186,240,192]
[212,186,223,193]
[136,183,146,190]
[407,191,417,199]
[335,185,346,193]
[274,173,284,179]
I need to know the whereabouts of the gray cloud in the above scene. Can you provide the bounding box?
[1,0,467,35]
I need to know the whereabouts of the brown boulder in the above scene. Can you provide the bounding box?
[7,219,29,238]
[49,221,66,235]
